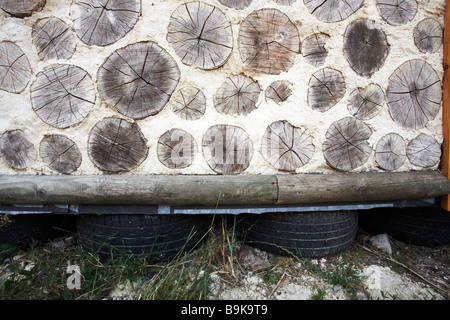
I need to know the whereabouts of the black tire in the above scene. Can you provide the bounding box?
[240,211,358,258]
[0,214,76,249]
[76,214,210,261]
[359,206,450,247]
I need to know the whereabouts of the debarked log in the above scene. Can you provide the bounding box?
[0,171,449,206]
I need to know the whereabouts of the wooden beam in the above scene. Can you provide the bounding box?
[0,172,449,207]
[441,0,450,211]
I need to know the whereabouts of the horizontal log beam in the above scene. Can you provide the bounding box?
[0,171,449,207]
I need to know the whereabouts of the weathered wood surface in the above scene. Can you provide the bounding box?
[308,67,346,112]
[0,171,449,206]
[386,59,442,130]
[31,64,96,128]
[414,18,443,54]
[276,171,450,204]
[218,0,253,10]
[0,0,45,17]
[376,0,417,26]
[97,41,180,120]
[70,0,141,47]
[347,84,385,120]
[202,125,253,174]
[238,8,300,75]
[0,175,278,206]
[323,117,372,172]
[88,117,149,172]
[214,74,261,116]
[32,17,76,61]
[265,80,293,104]
[343,19,389,78]
[167,2,233,70]
[275,0,297,5]
[407,133,441,168]
[301,33,330,67]
[375,133,406,171]
[157,129,197,169]
[39,135,81,174]
[172,86,206,120]
[304,0,363,23]
[0,130,36,170]
[0,41,32,94]
[261,120,314,172]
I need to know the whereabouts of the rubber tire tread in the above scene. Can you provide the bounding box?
[359,207,450,247]
[76,214,210,261]
[241,211,358,258]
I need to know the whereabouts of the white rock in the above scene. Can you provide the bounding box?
[368,233,393,255]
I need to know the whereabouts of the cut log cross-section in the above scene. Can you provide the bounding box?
[238,8,300,75]
[275,0,297,5]
[308,67,346,112]
[70,0,141,47]
[157,129,197,169]
[172,86,206,120]
[343,19,390,78]
[375,133,406,171]
[97,41,180,120]
[261,120,314,172]
[407,133,441,168]
[214,74,261,116]
[0,130,36,170]
[301,33,330,67]
[0,41,32,94]
[376,0,417,26]
[203,125,253,174]
[218,0,253,10]
[323,117,372,172]
[40,135,82,174]
[167,2,233,70]
[265,80,293,104]
[414,18,443,54]
[304,0,364,23]
[31,64,96,129]
[88,117,149,173]
[347,84,385,120]
[0,0,45,18]
[386,59,442,130]
[32,17,76,61]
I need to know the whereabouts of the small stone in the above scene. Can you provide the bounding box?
[368,233,393,255]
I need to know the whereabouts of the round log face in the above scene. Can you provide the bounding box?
[218,0,253,10]
[386,59,442,130]
[323,117,372,172]
[301,33,330,67]
[31,64,96,129]
[304,0,364,23]
[261,120,314,172]
[88,117,149,172]
[413,18,443,54]
[343,19,389,78]
[347,84,385,120]
[0,0,45,17]
[172,86,206,120]
[238,8,300,75]
[97,41,180,120]
[0,41,32,94]
[265,80,293,104]
[375,133,406,171]
[157,129,197,169]
[70,0,141,47]
[40,135,82,174]
[202,125,253,174]
[407,133,441,168]
[275,0,297,5]
[32,17,76,61]
[167,2,233,70]
[214,74,261,116]
[0,130,36,170]
[308,67,346,112]
[376,0,417,26]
